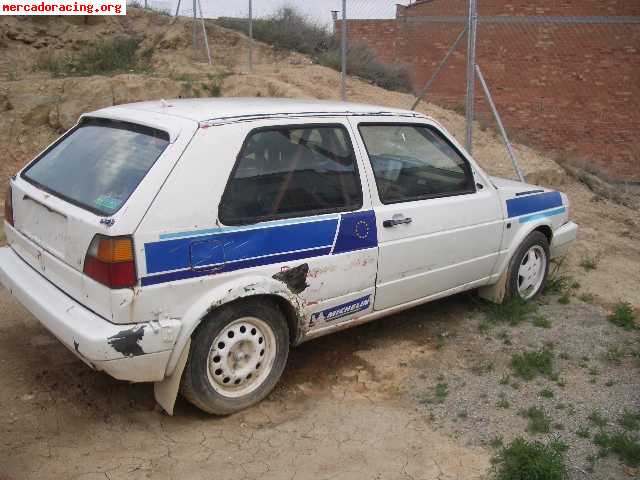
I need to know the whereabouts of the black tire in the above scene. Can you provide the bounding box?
[505,231,550,301]
[181,298,289,415]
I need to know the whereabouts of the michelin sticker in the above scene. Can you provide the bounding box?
[310,295,371,326]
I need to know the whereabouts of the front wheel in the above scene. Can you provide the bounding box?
[505,231,550,301]
[181,299,290,415]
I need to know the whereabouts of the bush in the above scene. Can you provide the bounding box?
[594,431,640,467]
[520,406,551,434]
[36,36,151,77]
[218,8,332,57]
[608,302,637,331]
[492,438,568,480]
[217,7,411,92]
[318,43,412,92]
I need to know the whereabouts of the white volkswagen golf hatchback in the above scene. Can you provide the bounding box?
[0,98,577,415]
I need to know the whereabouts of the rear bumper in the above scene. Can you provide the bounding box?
[551,221,578,258]
[0,246,181,382]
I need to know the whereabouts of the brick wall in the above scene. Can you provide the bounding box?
[338,0,640,182]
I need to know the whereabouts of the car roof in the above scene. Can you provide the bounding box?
[91,98,426,124]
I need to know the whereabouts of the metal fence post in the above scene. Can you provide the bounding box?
[465,0,478,153]
[248,0,254,72]
[198,0,212,65]
[341,0,347,101]
[412,27,467,111]
[172,0,181,23]
[192,0,197,53]
[475,64,525,181]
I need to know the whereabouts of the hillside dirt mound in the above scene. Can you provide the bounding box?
[0,8,638,308]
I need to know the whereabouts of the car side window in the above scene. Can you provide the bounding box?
[358,124,475,204]
[219,124,362,225]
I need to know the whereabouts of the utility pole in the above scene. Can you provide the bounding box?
[340,0,347,101]
[465,0,478,153]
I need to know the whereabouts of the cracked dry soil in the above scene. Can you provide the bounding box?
[1,288,638,479]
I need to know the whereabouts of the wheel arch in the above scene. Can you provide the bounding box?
[164,276,303,377]
[533,224,553,245]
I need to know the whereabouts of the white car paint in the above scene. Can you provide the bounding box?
[0,98,577,413]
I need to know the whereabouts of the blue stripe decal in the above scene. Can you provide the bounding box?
[145,218,338,274]
[333,210,378,254]
[141,247,332,286]
[519,207,565,224]
[506,191,562,218]
[141,210,378,286]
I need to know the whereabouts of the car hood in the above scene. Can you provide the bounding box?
[489,176,548,198]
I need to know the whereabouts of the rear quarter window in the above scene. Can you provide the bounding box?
[22,117,169,216]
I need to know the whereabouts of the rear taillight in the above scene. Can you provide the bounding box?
[83,235,136,288]
[4,183,13,226]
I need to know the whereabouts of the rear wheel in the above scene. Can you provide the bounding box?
[505,231,550,301]
[181,299,289,415]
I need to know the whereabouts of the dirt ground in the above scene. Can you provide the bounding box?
[0,9,639,480]
[1,286,638,479]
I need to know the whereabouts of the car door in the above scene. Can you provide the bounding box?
[349,119,503,311]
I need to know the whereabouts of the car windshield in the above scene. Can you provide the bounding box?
[22,118,169,215]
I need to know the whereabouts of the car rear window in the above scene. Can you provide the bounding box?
[22,117,169,216]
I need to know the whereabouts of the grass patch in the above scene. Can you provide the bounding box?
[520,407,552,434]
[497,331,512,345]
[492,438,568,480]
[606,347,624,365]
[484,297,538,327]
[539,388,554,399]
[510,346,555,381]
[588,410,608,428]
[218,7,411,92]
[420,382,449,405]
[434,382,448,402]
[579,292,595,303]
[558,293,570,304]
[619,410,640,431]
[576,425,591,439]
[36,36,151,77]
[471,361,494,376]
[490,436,504,449]
[594,431,640,467]
[532,315,552,328]
[545,275,569,295]
[579,254,599,271]
[607,302,637,331]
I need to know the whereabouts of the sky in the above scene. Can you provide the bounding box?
[150,0,411,27]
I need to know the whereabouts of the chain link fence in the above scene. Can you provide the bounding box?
[128,0,640,188]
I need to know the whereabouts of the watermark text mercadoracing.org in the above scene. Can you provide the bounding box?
[1,0,125,15]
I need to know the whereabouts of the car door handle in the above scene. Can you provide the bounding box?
[383,217,412,228]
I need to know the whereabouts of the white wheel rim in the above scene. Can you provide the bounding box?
[517,245,547,300]
[207,317,276,398]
